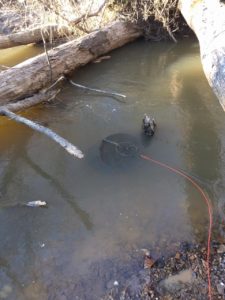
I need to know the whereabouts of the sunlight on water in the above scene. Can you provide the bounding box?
[0,44,43,67]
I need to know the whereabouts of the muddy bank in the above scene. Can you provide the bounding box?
[101,240,225,300]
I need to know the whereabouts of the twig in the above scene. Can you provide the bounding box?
[70,0,107,25]
[69,79,127,99]
[0,108,83,159]
[41,28,53,83]
[99,1,107,27]
[0,64,10,70]
[166,26,177,43]
[46,75,65,92]
[37,0,104,33]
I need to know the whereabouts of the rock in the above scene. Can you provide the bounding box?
[140,248,150,257]
[175,252,181,260]
[161,269,194,291]
[217,244,225,254]
[216,282,225,295]
[113,281,119,286]
[180,241,191,251]
[155,257,165,268]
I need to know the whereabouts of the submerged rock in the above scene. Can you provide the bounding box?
[161,268,194,291]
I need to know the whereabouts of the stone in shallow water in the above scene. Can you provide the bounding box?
[216,282,225,295]
[0,285,12,299]
[217,244,225,254]
[161,269,194,291]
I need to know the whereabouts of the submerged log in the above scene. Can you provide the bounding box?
[179,0,225,111]
[0,21,141,105]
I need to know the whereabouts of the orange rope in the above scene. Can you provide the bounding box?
[140,154,213,300]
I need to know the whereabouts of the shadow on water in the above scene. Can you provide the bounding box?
[22,151,93,230]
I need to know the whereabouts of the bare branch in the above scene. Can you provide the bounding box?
[0,65,10,70]
[70,1,107,25]
[41,28,53,83]
[0,108,84,159]
[46,75,65,92]
[0,76,83,159]
[69,79,127,99]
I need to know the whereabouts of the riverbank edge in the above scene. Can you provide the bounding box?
[100,239,225,300]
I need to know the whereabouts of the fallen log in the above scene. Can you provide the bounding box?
[179,0,225,111]
[0,21,142,105]
[0,25,71,49]
[0,1,107,49]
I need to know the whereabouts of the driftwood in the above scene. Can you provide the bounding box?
[0,108,83,158]
[0,76,65,112]
[0,25,71,49]
[0,75,83,159]
[0,21,142,105]
[69,80,126,99]
[1,89,60,112]
[179,0,225,111]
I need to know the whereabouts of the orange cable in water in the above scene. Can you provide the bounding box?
[140,154,213,300]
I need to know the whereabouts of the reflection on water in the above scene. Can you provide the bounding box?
[0,40,225,299]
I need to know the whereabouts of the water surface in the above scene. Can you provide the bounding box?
[0,40,225,299]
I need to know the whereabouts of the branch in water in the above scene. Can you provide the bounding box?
[69,79,127,99]
[0,108,84,159]
[3,90,59,112]
[2,76,65,113]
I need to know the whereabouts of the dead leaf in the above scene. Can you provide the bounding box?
[175,252,181,260]
[144,257,155,269]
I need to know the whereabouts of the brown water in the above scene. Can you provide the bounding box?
[0,41,225,300]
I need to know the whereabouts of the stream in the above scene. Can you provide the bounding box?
[0,40,225,300]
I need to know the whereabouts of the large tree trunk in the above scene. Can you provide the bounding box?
[179,0,225,111]
[0,21,141,105]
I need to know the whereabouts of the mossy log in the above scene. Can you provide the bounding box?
[179,0,225,111]
[0,21,141,105]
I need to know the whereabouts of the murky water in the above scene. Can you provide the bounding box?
[0,41,225,299]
